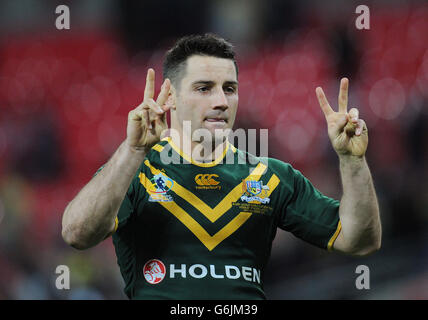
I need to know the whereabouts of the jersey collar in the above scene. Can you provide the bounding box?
[162,136,236,167]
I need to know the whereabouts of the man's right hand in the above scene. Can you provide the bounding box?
[126,68,171,152]
[63,68,172,249]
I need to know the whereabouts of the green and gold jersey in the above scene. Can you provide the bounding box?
[111,137,341,300]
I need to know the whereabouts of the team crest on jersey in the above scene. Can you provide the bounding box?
[240,180,270,204]
[143,259,166,284]
[246,181,262,195]
[147,173,174,202]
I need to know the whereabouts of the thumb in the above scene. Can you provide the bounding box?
[344,120,357,137]
[330,113,348,135]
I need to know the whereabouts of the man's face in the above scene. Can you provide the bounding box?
[171,55,238,143]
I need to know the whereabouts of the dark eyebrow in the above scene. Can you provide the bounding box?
[191,80,238,86]
[224,81,238,87]
[191,80,214,86]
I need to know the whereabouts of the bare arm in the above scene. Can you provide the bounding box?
[62,69,171,249]
[61,143,147,249]
[316,78,381,256]
[334,155,381,255]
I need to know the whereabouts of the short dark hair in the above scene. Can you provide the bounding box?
[163,33,238,90]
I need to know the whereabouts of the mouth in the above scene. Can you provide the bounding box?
[204,117,228,124]
[205,118,227,123]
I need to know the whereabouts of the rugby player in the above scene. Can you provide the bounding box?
[62,34,381,299]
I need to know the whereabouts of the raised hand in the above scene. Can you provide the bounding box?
[316,78,368,157]
[126,68,171,151]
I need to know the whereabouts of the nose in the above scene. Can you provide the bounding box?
[211,88,229,110]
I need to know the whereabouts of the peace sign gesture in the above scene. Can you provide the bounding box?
[126,68,171,151]
[316,78,368,157]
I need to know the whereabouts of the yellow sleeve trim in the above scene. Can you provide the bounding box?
[327,220,342,251]
[152,144,164,153]
[114,216,119,232]
[104,217,119,239]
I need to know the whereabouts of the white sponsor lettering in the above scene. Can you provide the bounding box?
[166,263,261,283]
[253,268,261,283]
[242,266,253,281]
[210,265,224,279]
[225,265,241,280]
[189,264,208,279]
[170,264,186,278]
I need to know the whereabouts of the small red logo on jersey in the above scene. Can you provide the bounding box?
[143,259,166,284]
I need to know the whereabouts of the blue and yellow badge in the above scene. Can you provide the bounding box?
[240,180,270,204]
[148,173,174,202]
[246,181,262,196]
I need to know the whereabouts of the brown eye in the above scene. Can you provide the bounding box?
[225,86,236,94]
[197,87,209,93]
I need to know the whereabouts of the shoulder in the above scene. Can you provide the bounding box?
[239,149,295,177]
[233,148,285,167]
[142,138,172,165]
[233,148,299,181]
[264,157,293,173]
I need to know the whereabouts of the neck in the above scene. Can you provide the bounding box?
[169,131,229,163]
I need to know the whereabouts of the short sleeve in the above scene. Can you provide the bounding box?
[93,164,142,233]
[115,182,137,231]
[115,164,149,232]
[277,164,341,250]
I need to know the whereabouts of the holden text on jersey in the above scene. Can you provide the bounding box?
[143,259,261,284]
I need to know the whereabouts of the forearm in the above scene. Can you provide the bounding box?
[62,141,147,249]
[337,155,381,255]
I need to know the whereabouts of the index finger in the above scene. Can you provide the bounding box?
[144,68,155,100]
[316,87,334,117]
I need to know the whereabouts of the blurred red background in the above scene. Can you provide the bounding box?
[0,0,427,299]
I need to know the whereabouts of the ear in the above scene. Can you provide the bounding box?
[166,86,177,110]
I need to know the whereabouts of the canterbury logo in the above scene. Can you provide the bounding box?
[195,174,220,186]
[139,160,279,251]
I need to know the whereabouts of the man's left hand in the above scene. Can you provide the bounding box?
[316,78,368,157]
